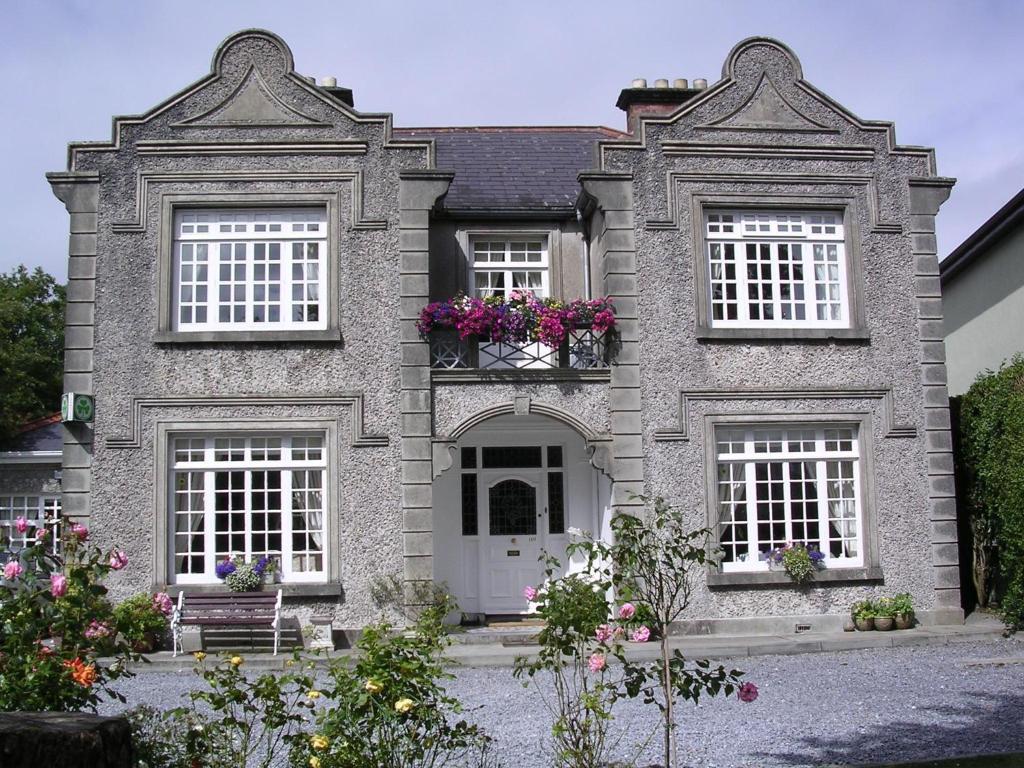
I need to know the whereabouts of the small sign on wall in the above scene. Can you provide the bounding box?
[61,393,94,423]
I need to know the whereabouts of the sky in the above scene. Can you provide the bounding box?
[2,0,1023,281]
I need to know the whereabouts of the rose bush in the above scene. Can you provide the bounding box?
[0,521,139,711]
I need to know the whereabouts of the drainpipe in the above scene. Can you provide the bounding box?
[576,207,592,300]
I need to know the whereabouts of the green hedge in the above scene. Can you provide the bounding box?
[957,354,1024,631]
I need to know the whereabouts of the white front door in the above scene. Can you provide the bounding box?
[479,473,544,613]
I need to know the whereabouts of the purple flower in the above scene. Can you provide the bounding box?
[253,556,270,576]
[215,558,237,579]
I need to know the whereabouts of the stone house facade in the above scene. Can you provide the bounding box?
[46,29,961,633]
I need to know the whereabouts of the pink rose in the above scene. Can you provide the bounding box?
[618,602,636,620]
[71,523,89,541]
[50,573,68,597]
[738,682,759,702]
[153,592,174,616]
[523,585,538,602]
[109,549,129,570]
[14,516,29,534]
[3,561,24,580]
[84,620,111,641]
[587,653,606,673]
[594,624,613,643]
[630,625,651,643]
[36,528,49,542]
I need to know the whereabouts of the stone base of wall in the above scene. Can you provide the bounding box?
[0,712,132,768]
[673,608,965,636]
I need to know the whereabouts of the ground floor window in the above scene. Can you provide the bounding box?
[715,425,863,572]
[170,434,326,583]
[0,495,61,556]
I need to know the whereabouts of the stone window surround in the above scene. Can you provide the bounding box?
[152,418,342,592]
[703,411,882,587]
[690,193,870,341]
[454,224,565,299]
[154,192,343,343]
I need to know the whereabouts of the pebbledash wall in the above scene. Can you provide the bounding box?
[46,29,961,633]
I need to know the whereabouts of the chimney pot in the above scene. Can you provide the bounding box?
[654,78,669,88]
[322,76,337,87]
[693,78,708,90]
[631,78,647,88]
[673,78,689,89]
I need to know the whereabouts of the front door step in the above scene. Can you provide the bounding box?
[453,618,544,646]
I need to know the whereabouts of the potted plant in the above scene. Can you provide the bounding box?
[873,596,896,631]
[851,599,875,631]
[892,592,915,629]
[217,555,276,592]
[255,555,278,584]
[113,592,173,652]
[767,543,826,584]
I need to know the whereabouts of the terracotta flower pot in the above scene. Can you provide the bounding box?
[874,616,895,631]
[854,617,874,631]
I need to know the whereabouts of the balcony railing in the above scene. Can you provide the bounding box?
[429,327,614,370]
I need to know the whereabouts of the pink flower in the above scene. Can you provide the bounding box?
[523,585,538,602]
[594,624,613,643]
[587,653,607,673]
[71,523,89,541]
[153,592,174,616]
[618,603,636,620]
[36,528,49,542]
[50,573,68,597]
[630,625,651,643]
[738,682,759,702]
[14,516,29,534]
[109,549,129,570]
[84,620,112,641]
[3,561,24,580]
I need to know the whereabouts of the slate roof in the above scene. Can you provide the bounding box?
[395,127,627,215]
[3,414,63,454]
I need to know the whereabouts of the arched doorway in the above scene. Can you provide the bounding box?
[432,413,613,616]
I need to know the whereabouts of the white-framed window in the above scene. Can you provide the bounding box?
[173,208,328,332]
[705,210,849,328]
[470,239,549,299]
[0,495,61,554]
[715,425,863,572]
[170,434,327,583]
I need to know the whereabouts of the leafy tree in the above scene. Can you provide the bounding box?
[0,266,65,445]
[957,355,1024,631]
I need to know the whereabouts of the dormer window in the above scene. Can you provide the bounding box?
[471,238,549,299]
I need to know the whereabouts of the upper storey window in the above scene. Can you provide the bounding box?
[471,239,549,299]
[173,208,328,332]
[705,210,849,329]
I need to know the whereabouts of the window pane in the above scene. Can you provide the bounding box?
[482,446,543,468]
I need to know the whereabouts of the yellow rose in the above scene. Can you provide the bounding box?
[311,734,329,750]
[193,651,207,662]
[229,656,243,667]
[364,679,383,694]
[307,689,322,700]
[394,697,414,714]
[309,757,321,768]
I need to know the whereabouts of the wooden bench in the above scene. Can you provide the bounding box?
[171,590,282,657]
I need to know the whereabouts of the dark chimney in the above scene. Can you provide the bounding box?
[616,78,705,134]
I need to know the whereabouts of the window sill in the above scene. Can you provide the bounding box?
[162,582,343,598]
[707,566,882,588]
[695,326,870,343]
[154,329,342,344]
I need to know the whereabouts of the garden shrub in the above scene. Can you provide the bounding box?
[0,522,138,711]
[289,596,489,768]
[516,497,755,768]
[957,354,1024,631]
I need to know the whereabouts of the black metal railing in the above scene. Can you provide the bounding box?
[429,328,614,370]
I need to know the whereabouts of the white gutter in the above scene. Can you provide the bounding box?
[0,451,62,465]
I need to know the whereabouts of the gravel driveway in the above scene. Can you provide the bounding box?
[101,636,1024,767]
